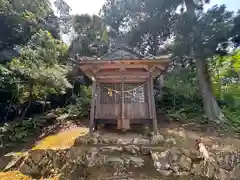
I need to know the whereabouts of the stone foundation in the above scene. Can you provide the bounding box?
[0,134,240,180]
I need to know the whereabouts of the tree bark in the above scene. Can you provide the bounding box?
[183,0,225,123]
[20,81,34,121]
[157,74,164,101]
[195,58,224,123]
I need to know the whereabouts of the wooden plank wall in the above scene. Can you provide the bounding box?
[96,82,149,119]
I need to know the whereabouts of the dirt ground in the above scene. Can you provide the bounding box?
[96,121,240,153]
[1,117,240,157]
[1,118,240,180]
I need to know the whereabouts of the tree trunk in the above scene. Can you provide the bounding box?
[238,72,240,84]
[195,58,224,123]
[183,0,225,123]
[157,74,164,100]
[20,82,34,121]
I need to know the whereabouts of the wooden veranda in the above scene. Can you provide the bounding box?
[72,46,170,135]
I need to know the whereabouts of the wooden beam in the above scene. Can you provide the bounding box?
[77,59,170,65]
[147,78,153,119]
[89,81,96,136]
[95,83,100,119]
[97,64,149,70]
[121,80,125,120]
[149,74,158,133]
[96,71,150,77]
[97,79,147,83]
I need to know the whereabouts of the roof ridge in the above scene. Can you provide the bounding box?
[100,45,145,59]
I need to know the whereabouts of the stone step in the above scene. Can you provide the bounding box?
[74,134,177,147]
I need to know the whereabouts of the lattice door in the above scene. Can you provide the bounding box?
[123,83,149,119]
[97,83,149,119]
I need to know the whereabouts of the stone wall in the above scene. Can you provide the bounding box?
[0,133,240,180]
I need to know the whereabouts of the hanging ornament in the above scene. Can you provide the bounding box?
[108,88,113,97]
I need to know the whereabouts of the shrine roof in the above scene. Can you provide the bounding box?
[72,46,171,62]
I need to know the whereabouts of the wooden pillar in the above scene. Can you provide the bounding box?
[147,78,153,119]
[89,79,96,136]
[150,75,158,133]
[158,74,164,100]
[121,80,125,120]
[118,80,125,130]
[95,84,99,119]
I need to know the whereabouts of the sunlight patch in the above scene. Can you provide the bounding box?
[0,171,60,180]
[0,171,31,180]
[32,127,88,150]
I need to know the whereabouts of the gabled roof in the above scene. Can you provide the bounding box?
[0,48,20,63]
[100,46,145,60]
[72,45,170,63]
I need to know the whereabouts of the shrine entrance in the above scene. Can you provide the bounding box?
[71,46,170,134]
[96,82,149,129]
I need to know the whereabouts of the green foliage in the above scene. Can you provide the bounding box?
[0,0,53,50]
[0,117,46,143]
[69,14,109,58]
[6,30,71,105]
[67,86,92,118]
[222,108,240,132]
[154,68,203,123]
[0,0,71,121]
[101,0,240,128]
[208,50,240,130]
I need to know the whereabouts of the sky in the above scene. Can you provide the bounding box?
[55,0,239,44]
[60,0,239,15]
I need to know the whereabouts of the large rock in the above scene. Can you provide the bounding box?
[151,134,165,145]
[92,132,100,138]
[19,162,40,177]
[127,156,144,168]
[178,155,192,171]
[73,137,88,146]
[116,139,128,145]
[52,151,68,170]
[19,150,47,176]
[85,147,104,167]
[191,163,204,176]
[180,148,192,158]
[175,171,190,176]
[66,147,84,161]
[105,156,124,167]
[216,151,240,171]
[0,155,14,170]
[88,137,98,145]
[100,146,123,153]
[169,148,181,162]
[46,113,57,120]
[151,150,172,175]
[206,162,217,179]
[124,145,140,155]
[165,138,177,146]
[56,114,69,121]
[101,138,110,144]
[140,147,151,155]
[19,149,67,177]
[86,148,99,161]
[231,164,240,180]
[215,168,231,180]
[158,170,173,176]
[132,137,150,145]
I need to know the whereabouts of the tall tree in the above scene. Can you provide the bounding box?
[8,30,71,120]
[101,0,238,122]
[69,14,109,58]
[0,0,59,61]
[53,0,72,34]
[173,4,233,122]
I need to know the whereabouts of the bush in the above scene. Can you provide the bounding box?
[66,85,92,118]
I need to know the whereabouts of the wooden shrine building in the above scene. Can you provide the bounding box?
[72,46,170,135]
